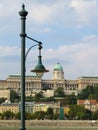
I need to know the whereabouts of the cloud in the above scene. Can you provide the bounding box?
[26,0,98,29]
[0,46,20,79]
[41,34,98,79]
[0,34,98,80]
[0,46,20,57]
[70,0,98,27]
[0,0,98,80]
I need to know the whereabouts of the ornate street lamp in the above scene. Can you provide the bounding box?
[25,36,49,78]
[19,4,49,130]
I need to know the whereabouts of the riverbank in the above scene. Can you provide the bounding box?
[0,120,98,128]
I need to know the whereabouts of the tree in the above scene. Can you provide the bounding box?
[10,90,20,103]
[53,113,59,120]
[25,112,32,120]
[62,95,77,105]
[31,111,45,120]
[54,87,65,97]
[36,111,45,120]
[35,91,43,102]
[46,107,53,119]
[43,97,55,102]
[78,85,98,100]
[15,112,21,119]
[68,105,86,120]
[92,110,98,120]
[77,112,85,120]
[26,96,34,102]
[2,111,15,120]
[0,97,7,104]
[84,109,92,120]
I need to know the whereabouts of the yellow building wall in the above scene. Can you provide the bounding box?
[0,105,19,114]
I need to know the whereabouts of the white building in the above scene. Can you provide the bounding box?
[0,63,98,97]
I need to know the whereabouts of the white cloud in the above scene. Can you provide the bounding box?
[70,0,98,27]
[0,0,98,27]
[29,5,53,24]
[41,34,98,79]
[0,34,98,80]
[0,46,20,79]
[0,1,98,80]
[25,0,98,28]
[0,46,20,57]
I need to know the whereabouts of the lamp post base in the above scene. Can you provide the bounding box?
[20,128,26,130]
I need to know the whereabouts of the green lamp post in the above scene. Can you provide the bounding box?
[19,4,49,130]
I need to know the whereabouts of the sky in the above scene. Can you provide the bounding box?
[0,0,98,80]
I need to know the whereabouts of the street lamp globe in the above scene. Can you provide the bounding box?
[31,55,49,78]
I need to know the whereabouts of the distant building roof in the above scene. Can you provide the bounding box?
[78,76,98,79]
[78,99,98,105]
[53,63,63,71]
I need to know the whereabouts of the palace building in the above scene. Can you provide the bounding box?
[0,63,98,97]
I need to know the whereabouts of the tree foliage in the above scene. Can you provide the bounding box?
[78,85,98,100]
[10,90,20,103]
[61,95,77,106]
[35,91,43,102]
[2,111,15,119]
[0,98,7,104]
[67,105,92,120]
[54,87,65,97]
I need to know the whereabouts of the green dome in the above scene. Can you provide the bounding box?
[54,63,63,71]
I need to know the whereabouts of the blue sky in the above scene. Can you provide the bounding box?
[0,0,98,80]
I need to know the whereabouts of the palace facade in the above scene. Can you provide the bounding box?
[0,63,98,97]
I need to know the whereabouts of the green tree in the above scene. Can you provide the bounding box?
[43,97,55,102]
[15,111,32,120]
[46,107,53,115]
[68,105,86,120]
[54,87,65,97]
[31,111,45,120]
[10,90,20,103]
[78,86,89,99]
[53,113,59,120]
[77,112,85,120]
[68,104,92,120]
[62,95,77,105]
[78,85,97,100]
[46,107,53,119]
[36,111,45,120]
[25,112,32,120]
[15,112,21,119]
[84,109,92,120]
[0,97,7,104]
[26,96,34,102]
[35,91,43,102]
[2,111,15,120]
[92,110,98,120]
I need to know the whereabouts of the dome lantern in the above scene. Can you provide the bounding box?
[53,63,64,80]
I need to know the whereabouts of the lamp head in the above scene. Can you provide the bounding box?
[31,56,49,78]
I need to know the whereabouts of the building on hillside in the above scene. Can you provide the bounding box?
[0,101,18,114]
[32,102,60,114]
[19,101,60,114]
[0,63,98,96]
[77,99,98,111]
[0,101,60,115]
[19,102,34,114]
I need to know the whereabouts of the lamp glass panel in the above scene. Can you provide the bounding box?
[36,72,44,78]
